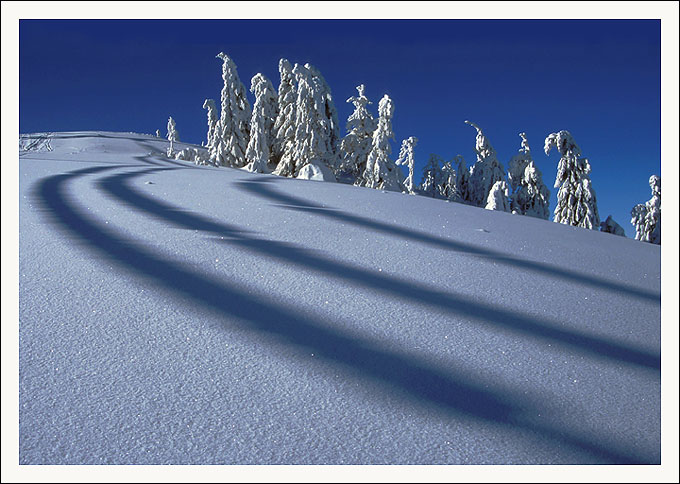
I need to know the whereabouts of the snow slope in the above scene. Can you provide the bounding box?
[18,132,661,465]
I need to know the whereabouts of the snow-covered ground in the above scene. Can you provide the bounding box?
[18,132,662,465]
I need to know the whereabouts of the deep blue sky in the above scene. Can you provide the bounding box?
[19,19,661,237]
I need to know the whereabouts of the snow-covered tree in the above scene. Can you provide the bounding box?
[245,73,278,173]
[155,129,161,138]
[395,136,418,194]
[600,215,625,236]
[465,121,505,207]
[485,180,510,212]
[210,52,251,167]
[307,63,341,173]
[271,58,297,170]
[545,130,600,229]
[362,94,403,191]
[340,84,377,182]
[453,155,472,204]
[202,98,218,150]
[174,146,209,165]
[273,62,339,178]
[420,154,444,198]
[631,175,661,244]
[440,159,458,201]
[508,133,550,219]
[166,116,178,157]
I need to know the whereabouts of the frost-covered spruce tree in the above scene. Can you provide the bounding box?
[274,63,339,178]
[600,215,625,236]
[485,180,510,212]
[245,73,278,173]
[440,159,458,201]
[274,63,315,177]
[395,136,418,194]
[465,121,505,207]
[166,116,179,157]
[545,130,600,229]
[202,99,218,150]
[307,63,341,173]
[210,52,251,167]
[155,129,161,138]
[420,154,444,198]
[631,175,661,244]
[271,59,297,170]
[363,94,403,191]
[340,84,377,182]
[453,155,472,204]
[508,133,550,219]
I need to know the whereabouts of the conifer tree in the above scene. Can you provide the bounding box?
[307,63,341,173]
[508,133,550,219]
[440,159,458,201]
[245,73,278,173]
[272,59,297,170]
[420,154,444,198]
[545,130,600,229]
[363,94,403,191]
[465,121,505,207]
[166,116,179,157]
[453,155,472,204]
[202,98,218,150]
[274,63,339,177]
[211,52,251,167]
[485,180,511,212]
[340,84,377,182]
[631,175,661,244]
[395,136,418,194]
[600,215,626,236]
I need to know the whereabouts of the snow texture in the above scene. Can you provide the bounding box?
[19,132,661,465]
[545,130,600,230]
[630,175,661,245]
[465,121,505,208]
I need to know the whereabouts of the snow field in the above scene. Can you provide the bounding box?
[19,132,660,464]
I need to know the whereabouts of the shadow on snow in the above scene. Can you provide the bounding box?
[30,162,660,464]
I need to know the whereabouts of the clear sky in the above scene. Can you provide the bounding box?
[19,19,661,237]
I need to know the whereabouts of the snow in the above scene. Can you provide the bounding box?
[296,161,336,182]
[18,132,661,465]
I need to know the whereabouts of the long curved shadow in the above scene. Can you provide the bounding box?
[236,177,661,304]
[99,168,661,372]
[31,164,659,464]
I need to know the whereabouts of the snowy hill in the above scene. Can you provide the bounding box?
[18,132,661,465]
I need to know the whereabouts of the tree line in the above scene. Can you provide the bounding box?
[162,52,660,244]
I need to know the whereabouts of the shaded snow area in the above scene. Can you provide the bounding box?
[19,132,661,465]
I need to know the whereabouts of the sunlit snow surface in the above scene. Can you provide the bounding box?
[19,132,661,464]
